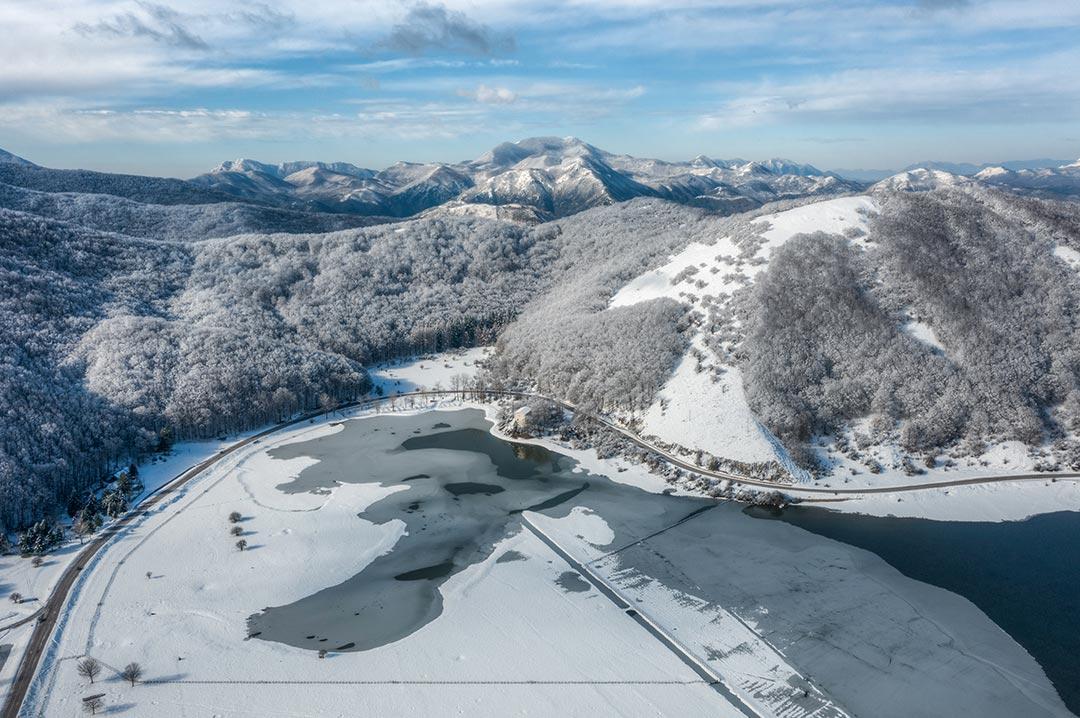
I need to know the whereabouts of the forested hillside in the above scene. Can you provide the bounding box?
[738,189,1080,460]
[5,144,1080,527]
[0,192,684,527]
[0,210,189,526]
[0,182,384,240]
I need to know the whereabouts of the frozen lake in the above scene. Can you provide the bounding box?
[754,505,1080,715]
[248,408,1074,718]
[250,410,603,651]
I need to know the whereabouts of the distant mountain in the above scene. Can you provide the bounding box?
[191,137,864,220]
[0,148,34,166]
[905,158,1074,175]
[870,168,972,193]
[835,157,1076,183]
[828,168,895,182]
[971,162,1080,198]
[0,161,239,206]
[872,160,1080,199]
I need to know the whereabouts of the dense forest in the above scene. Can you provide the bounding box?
[0,182,383,240]
[1,188,701,527]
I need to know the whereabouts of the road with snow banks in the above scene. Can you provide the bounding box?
[5,387,1080,718]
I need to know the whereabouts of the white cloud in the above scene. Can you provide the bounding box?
[697,51,1080,129]
[459,84,518,104]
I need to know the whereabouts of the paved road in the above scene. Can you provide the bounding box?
[4,387,1078,718]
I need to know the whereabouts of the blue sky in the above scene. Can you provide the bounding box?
[1,0,1079,176]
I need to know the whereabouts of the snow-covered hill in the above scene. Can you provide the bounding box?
[873,160,1080,198]
[610,196,877,474]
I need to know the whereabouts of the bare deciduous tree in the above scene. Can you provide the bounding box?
[236,539,248,551]
[120,661,143,686]
[228,511,242,524]
[82,695,104,715]
[76,657,101,684]
[230,525,243,536]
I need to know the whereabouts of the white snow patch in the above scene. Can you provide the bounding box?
[559,506,615,546]
[1053,244,1080,269]
[902,319,946,352]
[637,356,778,464]
[752,195,877,248]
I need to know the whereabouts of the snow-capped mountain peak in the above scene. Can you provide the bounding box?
[872,168,969,192]
[191,137,863,221]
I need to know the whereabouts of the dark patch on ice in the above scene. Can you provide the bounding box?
[395,562,455,581]
[510,484,588,514]
[445,482,504,496]
[402,474,430,481]
[496,550,527,564]
[555,571,590,593]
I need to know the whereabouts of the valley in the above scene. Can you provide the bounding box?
[3,140,1080,717]
[4,2,1080,715]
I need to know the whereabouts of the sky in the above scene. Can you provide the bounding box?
[1,0,1079,177]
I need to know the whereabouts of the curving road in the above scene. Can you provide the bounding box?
[4,388,1079,718]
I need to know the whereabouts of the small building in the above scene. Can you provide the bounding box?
[513,406,532,431]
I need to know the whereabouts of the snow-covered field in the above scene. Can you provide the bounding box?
[369,346,490,396]
[28,397,1071,717]
[0,432,265,707]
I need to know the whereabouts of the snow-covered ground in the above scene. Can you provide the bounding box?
[632,345,779,465]
[369,346,490,395]
[812,478,1080,522]
[0,432,264,707]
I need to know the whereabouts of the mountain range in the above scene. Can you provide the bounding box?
[188,137,860,221]
[871,161,1080,198]
[832,158,1077,183]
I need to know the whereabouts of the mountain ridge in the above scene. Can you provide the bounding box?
[188,136,862,220]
